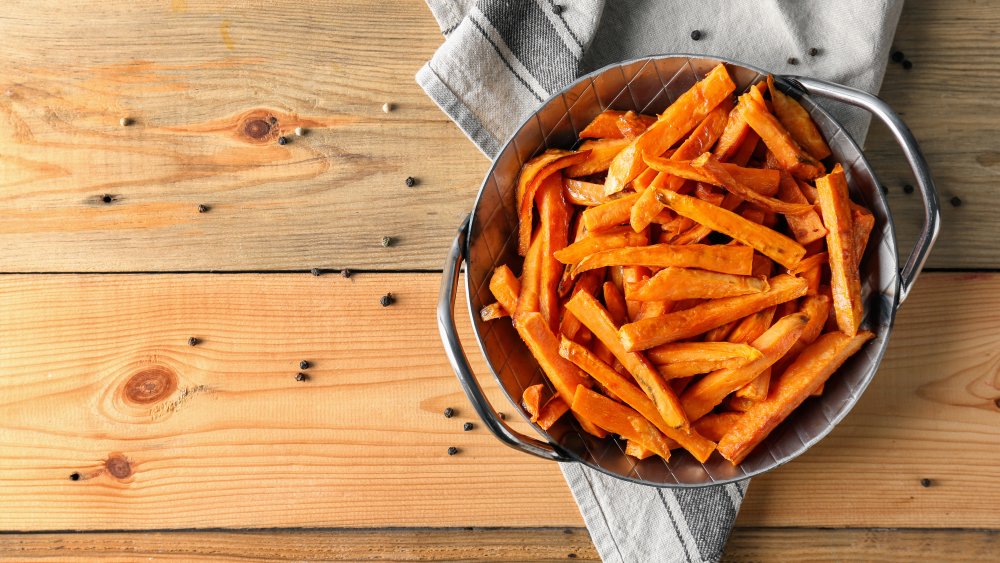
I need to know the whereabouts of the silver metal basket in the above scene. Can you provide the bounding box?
[438,55,940,487]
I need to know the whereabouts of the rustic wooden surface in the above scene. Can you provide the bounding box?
[0,0,997,560]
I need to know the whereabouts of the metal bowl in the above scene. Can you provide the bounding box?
[438,55,940,487]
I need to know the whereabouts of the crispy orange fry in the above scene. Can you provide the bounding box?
[605,64,736,195]
[560,338,717,461]
[816,164,863,336]
[517,149,591,255]
[629,101,732,231]
[772,293,832,376]
[490,265,521,313]
[537,174,572,331]
[789,252,828,276]
[851,202,875,271]
[564,178,613,206]
[625,440,656,460]
[727,306,777,345]
[619,274,808,351]
[713,82,767,162]
[692,411,743,442]
[691,153,813,215]
[522,384,547,422]
[775,170,827,244]
[579,110,656,139]
[571,386,673,460]
[735,366,771,401]
[515,231,544,316]
[566,138,631,177]
[643,156,782,197]
[603,282,629,327]
[717,331,875,464]
[538,396,571,430]
[739,89,824,181]
[646,342,763,365]
[657,358,752,379]
[513,312,591,403]
[627,267,768,301]
[573,244,753,277]
[553,227,647,265]
[766,75,831,160]
[581,192,640,232]
[656,189,806,269]
[564,291,688,428]
[480,302,509,322]
[681,312,810,420]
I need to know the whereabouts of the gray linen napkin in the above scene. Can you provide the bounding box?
[418,2,902,561]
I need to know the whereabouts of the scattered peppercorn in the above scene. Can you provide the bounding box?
[381,236,393,247]
[787,57,799,65]
[294,127,305,136]
[903,184,914,194]
[101,194,114,204]
[891,51,904,63]
[299,360,310,370]
[552,4,564,14]
[380,293,395,307]
[269,116,278,125]
[881,185,888,195]
[277,136,288,145]
[188,337,200,346]
[498,411,505,420]
[444,407,455,418]
[405,176,416,188]
[690,29,702,41]
[69,472,80,481]
[120,117,132,127]
[809,47,819,57]
[311,268,321,276]
[950,196,962,207]
[463,422,473,431]
[198,204,210,213]
[902,60,913,70]
[920,478,932,488]
[341,268,352,278]
[447,446,458,456]
[295,372,309,382]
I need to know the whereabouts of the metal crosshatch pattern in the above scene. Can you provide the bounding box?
[439,54,939,487]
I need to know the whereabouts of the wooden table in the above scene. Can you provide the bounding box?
[0,1,997,560]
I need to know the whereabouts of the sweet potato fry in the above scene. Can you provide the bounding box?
[605,64,736,195]
[513,312,591,403]
[851,202,875,271]
[553,227,647,265]
[627,267,769,301]
[489,265,521,313]
[566,138,631,177]
[656,189,806,269]
[717,330,875,464]
[559,270,603,341]
[692,411,743,442]
[603,282,629,327]
[537,396,571,430]
[522,383,547,422]
[581,192,640,232]
[560,338,717,461]
[775,170,826,244]
[735,366,771,401]
[579,110,656,139]
[517,149,591,255]
[643,156,782,197]
[537,174,572,331]
[619,274,808,351]
[646,342,762,365]
[738,89,824,181]
[816,165,863,335]
[691,153,813,215]
[713,82,767,162]
[515,231,544,315]
[657,358,752,379]
[563,178,613,206]
[727,306,777,345]
[681,312,810,420]
[573,244,753,277]
[571,386,673,460]
[564,291,688,428]
[625,440,656,460]
[480,302,508,322]
[767,75,831,160]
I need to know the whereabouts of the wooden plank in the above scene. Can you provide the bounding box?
[0,0,997,272]
[0,528,995,561]
[0,272,998,530]
[0,0,483,272]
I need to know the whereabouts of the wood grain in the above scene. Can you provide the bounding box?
[0,0,997,272]
[0,527,995,561]
[0,272,997,531]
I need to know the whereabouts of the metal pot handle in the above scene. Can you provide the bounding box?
[785,76,941,304]
[437,215,571,462]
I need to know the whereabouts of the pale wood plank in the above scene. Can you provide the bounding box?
[0,0,997,272]
[0,528,995,561]
[0,272,997,530]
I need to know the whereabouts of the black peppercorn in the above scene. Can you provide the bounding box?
[101,194,114,204]
[891,51,904,63]
[463,422,473,431]
[787,57,799,65]
[295,372,309,382]
[950,196,962,207]
[498,411,505,420]
[902,60,913,70]
[447,446,458,456]
[299,360,310,370]
[198,204,210,213]
[881,185,889,195]
[381,236,393,247]
[311,268,321,276]
[188,337,200,346]
[277,136,288,145]
[808,47,819,57]
[405,176,416,188]
[444,407,455,418]
[552,4,563,15]
[380,293,394,307]
[269,116,278,125]
[920,478,932,488]
[690,29,702,41]
[69,472,80,481]
[340,268,352,278]
[903,184,914,194]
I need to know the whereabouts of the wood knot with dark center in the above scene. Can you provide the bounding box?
[243,118,271,139]
[105,454,132,479]
[236,110,281,144]
[123,366,177,405]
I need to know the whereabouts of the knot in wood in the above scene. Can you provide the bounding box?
[123,366,177,405]
[243,118,272,139]
[105,454,132,479]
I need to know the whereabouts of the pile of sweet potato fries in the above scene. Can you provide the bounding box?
[481,64,875,465]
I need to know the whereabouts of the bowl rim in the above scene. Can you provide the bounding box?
[464,53,901,487]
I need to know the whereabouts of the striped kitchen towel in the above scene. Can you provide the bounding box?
[417,1,902,561]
